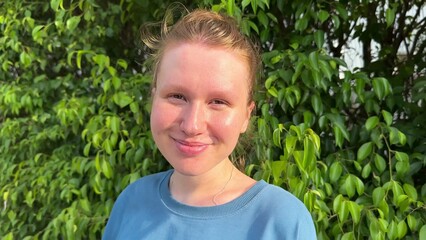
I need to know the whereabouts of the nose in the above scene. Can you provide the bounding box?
[180,102,206,136]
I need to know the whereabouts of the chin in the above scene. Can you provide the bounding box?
[169,160,211,177]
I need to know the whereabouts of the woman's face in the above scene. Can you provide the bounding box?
[150,42,254,176]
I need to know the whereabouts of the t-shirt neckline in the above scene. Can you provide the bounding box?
[159,169,267,219]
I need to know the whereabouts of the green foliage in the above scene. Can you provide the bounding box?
[206,0,426,239]
[1,0,425,239]
[0,0,189,238]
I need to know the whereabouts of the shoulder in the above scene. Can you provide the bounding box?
[258,183,307,211]
[103,171,172,239]
[120,171,170,195]
[253,182,317,238]
[118,170,171,199]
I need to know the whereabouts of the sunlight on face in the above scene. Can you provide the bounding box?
[150,42,254,176]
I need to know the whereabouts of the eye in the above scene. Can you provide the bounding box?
[210,99,229,106]
[167,93,186,102]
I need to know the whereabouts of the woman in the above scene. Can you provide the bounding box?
[103,8,316,240]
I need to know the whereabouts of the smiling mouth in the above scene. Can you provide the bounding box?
[172,138,209,156]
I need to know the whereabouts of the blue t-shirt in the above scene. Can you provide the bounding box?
[103,170,316,239]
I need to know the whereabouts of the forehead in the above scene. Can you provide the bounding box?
[157,43,250,92]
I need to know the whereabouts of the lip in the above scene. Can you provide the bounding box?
[172,138,210,156]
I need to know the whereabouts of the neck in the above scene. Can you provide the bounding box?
[169,160,235,206]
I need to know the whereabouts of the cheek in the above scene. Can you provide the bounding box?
[214,112,246,137]
[150,101,176,134]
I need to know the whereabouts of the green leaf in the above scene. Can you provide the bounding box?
[113,92,133,108]
[265,75,277,89]
[333,194,343,212]
[318,10,330,23]
[50,0,62,11]
[372,187,385,207]
[83,142,91,157]
[407,215,417,231]
[336,3,348,20]
[66,16,81,31]
[248,20,259,34]
[308,51,319,71]
[302,137,315,172]
[271,160,285,182]
[303,111,314,126]
[303,191,315,212]
[355,78,366,102]
[329,162,342,183]
[368,216,380,239]
[331,15,340,30]
[345,175,356,198]
[101,157,113,179]
[326,113,350,141]
[314,30,325,48]
[119,139,126,154]
[75,50,93,69]
[292,60,304,83]
[386,7,396,28]
[347,201,361,224]
[266,13,278,23]
[319,60,332,80]
[374,154,386,173]
[95,152,101,171]
[395,151,409,163]
[372,77,392,100]
[396,194,409,212]
[242,0,251,9]
[311,94,323,115]
[110,116,120,134]
[382,110,393,126]
[403,184,418,201]
[227,0,234,16]
[391,181,404,205]
[3,233,13,240]
[365,116,379,131]
[257,10,268,28]
[272,127,282,147]
[251,0,258,13]
[333,125,344,148]
[110,133,118,148]
[398,131,407,145]
[112,76,121,90]
[421,225,426,240]
[117,59,128,70]
[267,87,278,97]
[295,16,308,31]
[357,142,373,162]
[20,52,32,68]
[32,25,44,40]
[388,220,398,240]
[103,139,113,155]
[79,198,91,214]
[338,200,349,222]
[285,135,297,155]
[362,162,372,178]
[92,132,102,148]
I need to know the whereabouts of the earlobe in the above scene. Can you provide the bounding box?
[248,101,255,115]
[240,101,255,133]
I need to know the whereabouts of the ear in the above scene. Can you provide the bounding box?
[240,101,255,133]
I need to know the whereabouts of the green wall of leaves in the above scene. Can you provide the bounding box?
[1,0,425,239]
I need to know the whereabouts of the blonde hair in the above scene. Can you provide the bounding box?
[141,7,261,103]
